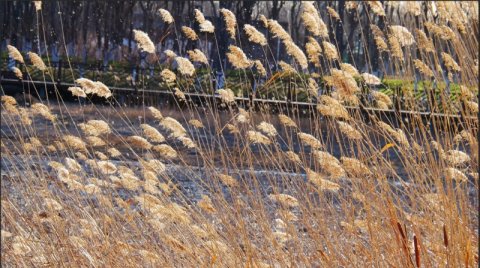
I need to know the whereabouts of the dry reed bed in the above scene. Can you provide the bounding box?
[1,2,479,267]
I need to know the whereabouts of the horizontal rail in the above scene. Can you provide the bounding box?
[1,78,477,121]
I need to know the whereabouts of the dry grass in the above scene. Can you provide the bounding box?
[1,2,478,267]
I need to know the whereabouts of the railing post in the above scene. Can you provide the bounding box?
[57,59,62,84]
[394,86,404,128]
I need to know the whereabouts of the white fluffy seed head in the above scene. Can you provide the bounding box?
[133,29,155,54]
[158,9,174,24]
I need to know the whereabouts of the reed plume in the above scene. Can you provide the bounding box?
[27,52,47,71]
[187,49,208,65]
[158,9,174,24]
[253,60,267,77]
[267,19,291,41]
[199,20,215,33]
[305,37,322,66]
[301,2,328,38]
[141,124,165,143]
[188,119,204,129]
[306,169,341,192]
[389,25,415,47]
[340,63,360,77]
[441,52,461,72]
[127,136,153,150]
[160,69,176,85]
[278,114,297,128]
[269,194,299,208]
[415,29,435,53]
[160,117,187,138]
[12,67,23,80]
[181,26,198,41]
[367,1,386,16]
[133,29,155,53]
[148,106,164,121]
[31,103,56,122]
[174,57,195,76]
[323,41,339,61]
[361,72,382,85]
[174,88,186,102]
[33,1,42,11]
[247,131,272,145]
[226,45,252,69]
[297,132,322,149]
[244,24,267,46]
[337,121,362,140]
[7,45,24,63]
[257,122,278,137]
[68,87,86,98]
[220,8,236,39]
[284,40,308,69]
[413,59,434,77]
[217,89,235,104]
[152,144,177,159]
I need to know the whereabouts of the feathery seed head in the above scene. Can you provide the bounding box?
[68,87,86,98]
[158,9,174,24]
[133,29,155,53]
[31,103,56,122]
[217,174,238,187]
[323,41,339,61]
[284,40,308,69]
[178,136,197,148]
[217,88,236,104]
[200,20,215,33]
[148,106,163,121]
[297,132,322,149]
[278,114,297,128]
[128,135,152,150]
[27,52,46,71]
[174,57,195,76]
[220,8,237,39]
[227,45,252,69]
[341,157,371,177]
[85,136,106,147]
[12,67,23,80]
[244,24,267,46]
[305,37,322,66]
[7,45,24,63]
[413,59,434,77]
[160,117,187,138]
[253,60,267,77]
[340,63,360,77]
[269,194,299,208]
[181,26,198,40]
[367,1,386,16]
[107,148,122,158]
[152,144,177,159]
[389,25,415,47]
[225,123,239,134]
[247,130,272,145]
[337,121,362,140]
[361,73,382,85]
[63,135,87,151]
[141,124,165,143]
[302,2,328,37]
[267,19,292,41]
[187,49,208,64]
[194,9,206,23]
[174,88,186,101]
[160,69,176,85]
[257,121,278,137]
[189,119,204,129]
